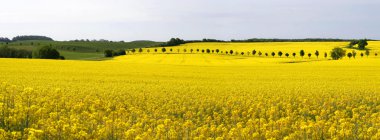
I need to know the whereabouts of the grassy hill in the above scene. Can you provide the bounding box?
[0,40,162,60]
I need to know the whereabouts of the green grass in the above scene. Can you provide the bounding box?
[59,51,108,60]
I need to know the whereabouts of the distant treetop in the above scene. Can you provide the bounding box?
[12,35,54,42]
[0,37,11,43]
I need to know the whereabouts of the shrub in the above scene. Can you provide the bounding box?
[116,49,126,55]
[104,50,114,57]
[330,47,346,60]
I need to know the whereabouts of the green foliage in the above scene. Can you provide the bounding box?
[330,47,346,60]
[347,52,353,59]
[365,50,370,57]
[278,51,283,57]
[315,50,319,58]
[0,46,32,58]
[0,37,11,43]
[285,53,289,57]
[161,48,166,53]
[33,46,62,59]
[300,50,305,58]
[12,35,53,41]
[104,50,114,57]
[357,40,368,50]
[348,39,368,50]
[160,38,185,47]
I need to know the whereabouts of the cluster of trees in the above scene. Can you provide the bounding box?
[12,35,53,41]
[104,49,126,57]
[0,46,32,58]
[347,39,368,50]
[0,37,11,43]
[159,38,186,47]
[32,46,65,59]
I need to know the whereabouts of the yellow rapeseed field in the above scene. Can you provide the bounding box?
[0,42,380,139]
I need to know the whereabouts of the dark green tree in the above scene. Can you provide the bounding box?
[285,53,289,58]
[292,53,296,58]
[347,52,352,59]
[365,50,370,57]
[271,52,275,57]
[278,51,283,57]
[300,50,305,58]
[162,47,166,53]
[358,39,368,50]
[252,50,257,56]
[33,46,61,59]
[315,50,319,58]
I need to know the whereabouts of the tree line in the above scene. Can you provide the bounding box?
[127,47,377,60]
[0,45,64,59]
[0,35,54,42]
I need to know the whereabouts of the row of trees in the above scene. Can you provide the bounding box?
[0,46,32,58]
[0,36,54,43]
[128,47,377,60]
[231,38,351,42]
[0,46,64,59]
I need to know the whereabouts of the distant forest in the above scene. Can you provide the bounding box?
[0,35,53,42]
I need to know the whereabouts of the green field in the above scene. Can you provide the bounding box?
[1,40,162,60]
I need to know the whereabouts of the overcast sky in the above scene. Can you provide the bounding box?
[0,0,379,41]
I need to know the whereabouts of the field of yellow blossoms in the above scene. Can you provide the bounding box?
[1,42,380,139]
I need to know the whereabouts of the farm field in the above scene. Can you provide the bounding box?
[0,42,380,139]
